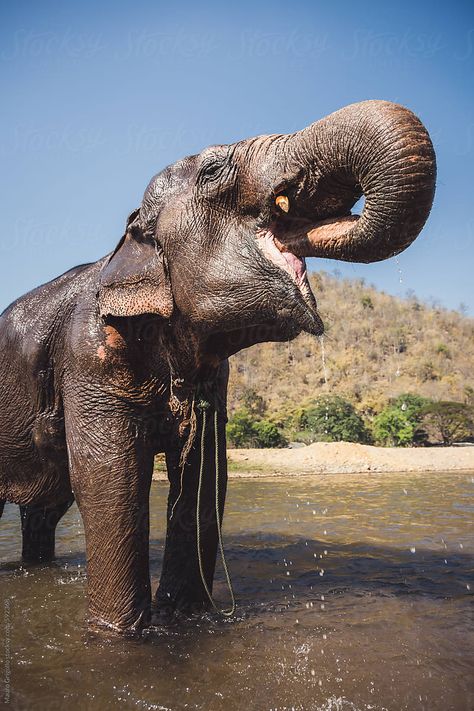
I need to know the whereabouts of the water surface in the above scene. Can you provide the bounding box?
[1,471,473,710]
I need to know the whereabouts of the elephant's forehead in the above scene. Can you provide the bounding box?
[198,143,229,159]
[141,156,197,230]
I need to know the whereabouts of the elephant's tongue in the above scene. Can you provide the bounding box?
[281,249,306,282]
[256,229,307,288]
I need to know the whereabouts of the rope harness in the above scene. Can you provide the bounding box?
[169,388,235,617]
[195,398,236,617]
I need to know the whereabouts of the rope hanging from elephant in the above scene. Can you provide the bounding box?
[168,382,235,616]
[196,398,236,617]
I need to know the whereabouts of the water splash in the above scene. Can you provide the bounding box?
[319,335,328,386]
[319,335,330,434]
[395,256,403,284]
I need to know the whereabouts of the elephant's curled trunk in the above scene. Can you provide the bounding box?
[285,100,436,263]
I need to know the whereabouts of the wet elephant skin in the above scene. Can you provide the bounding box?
[0,100,436,634]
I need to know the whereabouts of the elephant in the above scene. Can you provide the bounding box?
[0,100,436,635]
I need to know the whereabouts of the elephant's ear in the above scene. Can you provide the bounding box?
[98,209,173,319]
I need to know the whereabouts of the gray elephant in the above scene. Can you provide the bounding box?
[0,101,436,634]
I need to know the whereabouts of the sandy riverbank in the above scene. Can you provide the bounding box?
[153,441,474,479]
[227,441,474,476]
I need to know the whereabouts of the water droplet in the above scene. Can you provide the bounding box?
[319,335,328,385]
[395,256,403,283]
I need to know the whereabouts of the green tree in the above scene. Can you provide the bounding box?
[227,409,257,448]
[390,393,428,415]
[372,408,417,447]
[373,393,429,446]
[420,401,474,445]
[253,419,287,448]
[227,409,286,448]
[295,396,370,444]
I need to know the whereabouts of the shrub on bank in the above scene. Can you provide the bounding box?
[372,393,428,447]
[289,395,371,444]
[227,408,287,448]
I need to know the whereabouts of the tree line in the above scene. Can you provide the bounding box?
[227,389,474,448]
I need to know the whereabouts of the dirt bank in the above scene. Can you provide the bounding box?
[152,442,474,480]
[226,442,474,477]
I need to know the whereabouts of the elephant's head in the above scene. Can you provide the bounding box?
[99,100,436,361]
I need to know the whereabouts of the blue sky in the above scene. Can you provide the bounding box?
[1,0,473,313]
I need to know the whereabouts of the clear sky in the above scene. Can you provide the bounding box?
[1,0,473,313]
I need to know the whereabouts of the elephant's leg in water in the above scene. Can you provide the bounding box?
[155,406,228,616]
[64,395,155,633]
[20,497,74,562]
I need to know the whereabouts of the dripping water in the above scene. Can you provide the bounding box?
[395,256,403,284]
[319,335,330,434]
[319,334,328,387]
[394,257,404,379]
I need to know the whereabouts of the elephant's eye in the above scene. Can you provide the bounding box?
[197,152,237,198]
[199,158,225,183]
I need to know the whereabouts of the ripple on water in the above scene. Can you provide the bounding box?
[0,472,473,710]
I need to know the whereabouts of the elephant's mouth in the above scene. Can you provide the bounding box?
[255,229,312,301]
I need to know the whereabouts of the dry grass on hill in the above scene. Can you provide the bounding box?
[227,271,474,418]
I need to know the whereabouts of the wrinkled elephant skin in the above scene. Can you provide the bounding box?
[0,101,436,634]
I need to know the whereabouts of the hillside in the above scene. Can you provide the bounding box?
[227,271,474,418]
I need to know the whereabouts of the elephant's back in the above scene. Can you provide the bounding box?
[0,262,96,331]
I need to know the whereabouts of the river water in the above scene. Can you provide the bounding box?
[1,471,473,710]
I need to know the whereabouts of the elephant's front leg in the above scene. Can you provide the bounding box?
[155,406,228,616]
[65,396,154,634]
